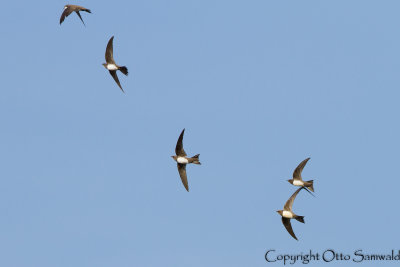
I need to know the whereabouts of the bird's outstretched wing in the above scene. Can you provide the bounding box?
[293,157,310,181]
[282,217,298,240]
[109,70,124,92]
[284,187,303,211]
[60,6,74,24]
[105,36,115,64]
[177,163,189,191]
[175,129,187,156]
[75,11,86,26]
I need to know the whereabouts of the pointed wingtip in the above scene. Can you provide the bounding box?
[303,187,315,197]
[184,183,189,192]
[118,84,125,93]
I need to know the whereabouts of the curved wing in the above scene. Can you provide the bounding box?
[75,11,86,26]
[282,217,298,240]
[109,70,124,92]
[177,163,189,191]
[284,187,303,211]
[105,36,115,64]
[175,129,187,156]
[292,157,310,181]
[60,6,74,24]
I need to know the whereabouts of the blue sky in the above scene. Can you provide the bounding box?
[0,0,399,266]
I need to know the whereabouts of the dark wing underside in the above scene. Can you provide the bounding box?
[109,70,124,92]
[292,157,310,181]
[282,217,298,240]
[284,187,303,211]
[60,7,74,24]
[177,163,189,191]
[75,11,86,26]
[175,129,187,156]
[105,36,115,64]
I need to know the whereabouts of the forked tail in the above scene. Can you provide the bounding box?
[191,154,201,165]
[119,66,128,75]
[307,180,314,192]
[295,215,305,224]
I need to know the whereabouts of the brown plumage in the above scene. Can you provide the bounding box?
[102,36,128,92]
[287,157,314,193]
[171,129,201,192]
[283,187,304,212]
[60,5,91,25]
[276,187,305,241]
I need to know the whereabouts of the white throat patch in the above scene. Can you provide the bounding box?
[106,64,118,70]
[293,180,304,186]
[177,157,189,164]
[282,210,294,218]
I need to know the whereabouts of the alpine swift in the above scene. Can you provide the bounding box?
[102,36,128,92]
[276,187,305,241]
[287,157,314,193]
[171,129,201,192]
[60,5,91,25]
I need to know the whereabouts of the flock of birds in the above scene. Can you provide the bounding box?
[175,127,317,240]
[59,4,316,241]
[60,5,129,92]
[278,158,315,240]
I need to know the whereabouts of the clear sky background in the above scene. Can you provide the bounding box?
[0,1,399,266]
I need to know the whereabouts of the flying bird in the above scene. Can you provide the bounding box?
[276,187,306,241]
[171,129,201,192]
[60,5,91,25]
[102,36,128,92]
[287,157,314,194]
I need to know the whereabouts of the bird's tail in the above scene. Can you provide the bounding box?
[119,66,128,76]
[306,180,314,192]
[191,154,201,165]
[83,9,91,13]
[295,215,305,224]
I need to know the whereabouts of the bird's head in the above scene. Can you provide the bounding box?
[276,210,283,216]
[287,179,293,183]
[102,63,107,68]
[171,155,177,161]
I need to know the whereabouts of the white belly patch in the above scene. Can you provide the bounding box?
[177,157,189,164]
[107,64,118,70]
[293,180,304,186]
[282,211,294,218]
